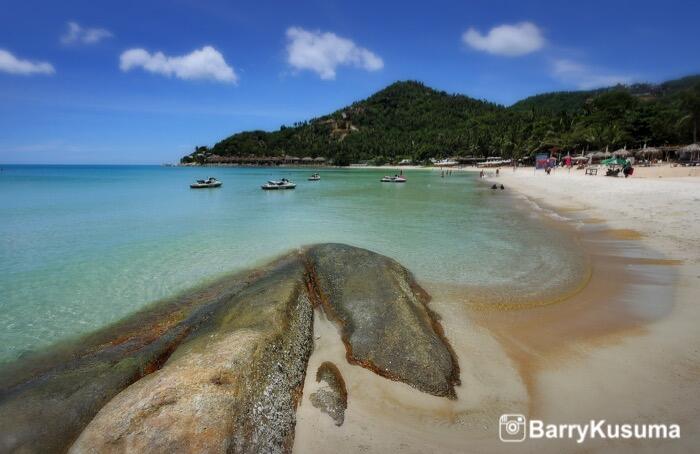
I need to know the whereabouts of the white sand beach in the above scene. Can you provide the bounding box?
[294,167,700,453]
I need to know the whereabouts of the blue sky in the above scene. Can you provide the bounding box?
[1,0,698,164]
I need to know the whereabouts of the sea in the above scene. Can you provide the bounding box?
[0,165,585,363]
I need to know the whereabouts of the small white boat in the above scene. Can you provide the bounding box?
[190,177,222,188]
[380,175,407,183]
[261,178,296,190]
[308,173,321,181]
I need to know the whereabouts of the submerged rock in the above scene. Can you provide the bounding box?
[306,243,459,398]
[0,244,460,453]
[310,362,347,426]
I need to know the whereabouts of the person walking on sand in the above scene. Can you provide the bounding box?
[496,168,500,176]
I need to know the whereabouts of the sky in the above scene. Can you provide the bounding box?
[1,0,699,164]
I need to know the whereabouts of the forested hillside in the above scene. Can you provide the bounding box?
[182,76,700,165]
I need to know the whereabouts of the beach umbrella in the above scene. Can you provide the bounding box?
[636,147,661,159]
[681,143,700,151]
[640,146,660,155]
[602,157,628,166]
[680,143,700,161]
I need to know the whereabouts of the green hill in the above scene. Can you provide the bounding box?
[183,76,700,165]
[511,75,700,113]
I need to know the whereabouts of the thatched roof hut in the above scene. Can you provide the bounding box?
[313,157,326,162]
[301,156,313,163]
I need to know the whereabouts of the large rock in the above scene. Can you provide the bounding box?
[70,254,314,454]
[306,243,459,398]
[0,244,460,453]
[0,261,256,453]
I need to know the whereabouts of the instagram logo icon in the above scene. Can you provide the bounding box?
[499,414,527,442]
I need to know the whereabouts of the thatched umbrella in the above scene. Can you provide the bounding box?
[680,143,700,152]
[636,146,661,158]
[613,148,631,158]
[588,151,606,162]
[679,143,700,162]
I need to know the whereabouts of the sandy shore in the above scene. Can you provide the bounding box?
[294,168,700,452]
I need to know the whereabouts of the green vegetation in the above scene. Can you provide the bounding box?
[182,76,700,165]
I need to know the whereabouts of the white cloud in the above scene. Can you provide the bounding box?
[462,22,545,56]
[0,49,55,75]
[552,59,632,89]
[119,46,238,84]
[61,21,113,45]
[285,27,383,80]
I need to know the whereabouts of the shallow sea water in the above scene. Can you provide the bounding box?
[0,165,584,362]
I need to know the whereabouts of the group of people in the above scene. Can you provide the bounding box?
[479,168,500,178]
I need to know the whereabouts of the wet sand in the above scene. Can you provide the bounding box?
[293,173,700,452]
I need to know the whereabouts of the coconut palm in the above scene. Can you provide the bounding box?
[679,83,700,143]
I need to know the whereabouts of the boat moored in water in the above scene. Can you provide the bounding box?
[380,175,407,183]
[190,177,222,188]
[308,173,321,181]
[261,178,297,190]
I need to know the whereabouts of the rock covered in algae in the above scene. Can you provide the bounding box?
[310,361,348,426]
[0,260,256,453]
[0,244,459,453]
[306,243,459,398]
[70,254,314,454]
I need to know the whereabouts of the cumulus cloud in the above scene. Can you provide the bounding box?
[0,49,55,75]
[552,59,632,89]
[285,27,383,80]
[462,22,545,56]
[61,21,113,45]
[119,46,238,83]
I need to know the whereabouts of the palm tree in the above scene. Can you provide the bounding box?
[679,83,700,143]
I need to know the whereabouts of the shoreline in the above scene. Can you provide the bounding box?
[477,170,700,449]
[3,166,698,451]
[294,169,699,453]
[180,162,700,178]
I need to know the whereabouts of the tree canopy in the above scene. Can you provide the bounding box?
[182,76,700,165]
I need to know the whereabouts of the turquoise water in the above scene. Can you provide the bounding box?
[0,165,583,362]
